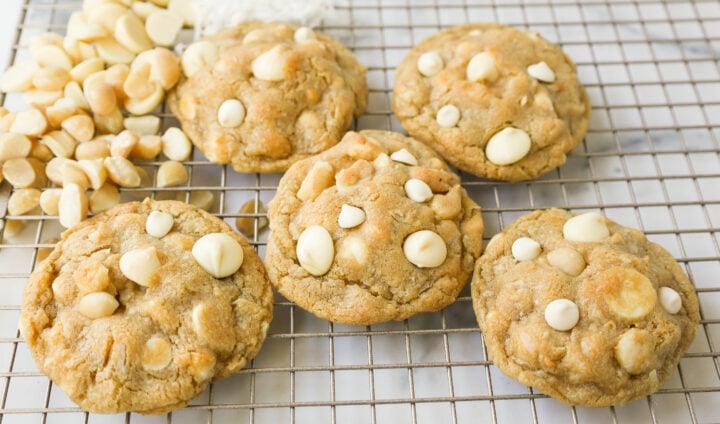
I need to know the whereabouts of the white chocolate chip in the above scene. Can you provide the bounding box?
[404,178,433,203]
[192,233,244,278]
[119,246,161,287]
[436,105,460,128]
[252,45,287,81]
[146,211,174,238]
[417,51,443,77]
[58,183,88,228]
[546,247,586,276]
[466,52,498,82]
[544,299,579,331]
[485,127,531,166]
[294,27,316,43]
[403,230,447,268]
[390,148,418,166]
[181,41,218,77]
[615,329,654,375]
[142,336,172,370]
[659,286,682,314]
[511,237,541,261]
[338,204,366,229]
[77,292,119,319]
[562,212,609,242]
[161,127,192,161]
[145,10,183,47]
[217,99,246,128]
[527,61,556,83]
[296,225,334,276]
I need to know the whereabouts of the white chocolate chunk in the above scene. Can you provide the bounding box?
[390,148,418,166]
[181,41,218,77]
[296,225,334,276]
[659,286,682,314]
[217,99,246,128]
[562,212,609,242]
[436,105,460,128]
[485,127,531,166]
[78,292,119,319]
[252,45,287,81]
[544,299,579,331]
[417,51,443,77]
[527,61,556,83]
[404,178,433,203]
[192,233,244,278]
[403,230,447,268]
[546,247,585,276]
[146,211,174,238]
[119,246,161,287]
[466,52,498,82]
[146,10,183,46]
[142,336,172,370]
[615,329,655,375]
[338,204,366,229]
[511,237,541,261]
[294,27,316,43]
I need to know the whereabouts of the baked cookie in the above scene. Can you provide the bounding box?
[472,208,699,406]
[168,22,368,173]
[392,23,591,182]
[265,130,484,325]
[20,199,273,414]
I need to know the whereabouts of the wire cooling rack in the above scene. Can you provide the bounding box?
[1,0,720,423]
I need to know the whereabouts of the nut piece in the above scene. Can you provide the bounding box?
[156,160,188,187]
[62,160,91,190]
[96,37,136,65]
[181,190,214,211]
[252,45,288,81]
[338,204,366,229]
[59,183,88,228]
[404,178,433,203]
[192,233,244,278]
[417,51,444,77]
[336,236,369,266]
[294,27,316,43]
[563,212,609,242]
[124,115,161,135]
[485,127,532,166]
[124,82,164,115]
[114,13,153,54]
[132,48,180,90]
[10,109,47,137]
[2,158,46,188]
[119,246,161,287]
[403,230,447,268]
[32,44,73,71]
[527,61,556,83]
[297,160,335,201]
[161,127,192,161]
[390,148,418,166]
[7,188,41,215]
[146,210,174,238]
[168,0,195,26]
[78,292,119,319]
[110,130,139,158]
[142,336,172,370]
[42,130,77,158]
[62,115,95,143]
[104,156,141,187]
[436,105,460,128]
[544,298,580,331]
[181,40,218,77]
[45,157,73,186]
[71,58,105,85]
[546,247,586,276]
[659,286,682,314]
[89,182,120,213]
[85,81,117,116]
[601,268,657,321]
[467,52,498,82]
[614,328,655,375]
[40,188,62,215]
[430,186,463,220]
[46,98,78,128]
[94,106,124,134]
[131,135,163,160]
[217,99,246,128]
[235,199,268,238]
[511,237,541,261]
[77,158,108,190]
[0,133,32,161]
[73,261,111,295]
[75,138,111,160]
[1,62,38,92]
[296,225,334,276]
[2,220,25,239]
[32,66,70,91]
[146,10,183,46]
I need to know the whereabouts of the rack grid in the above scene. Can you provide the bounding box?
[1,0,719,423]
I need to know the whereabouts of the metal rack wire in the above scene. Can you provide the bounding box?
[1,0,719,423]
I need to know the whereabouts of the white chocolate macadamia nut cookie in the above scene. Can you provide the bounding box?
[20,199,273,414]
[392,23,591,181]
[471,208,699,407]
[168,22,368,173]
[266,130,484,325]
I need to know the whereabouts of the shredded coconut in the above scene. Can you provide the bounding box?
[193,0,339,38]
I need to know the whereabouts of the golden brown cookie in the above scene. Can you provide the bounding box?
[392,23,590,182]
[168,22,368,173]
[472,208,699,406]
[20,199,273,414]
[265,130,484,325]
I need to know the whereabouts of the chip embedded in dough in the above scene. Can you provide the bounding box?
[471,208,699,406]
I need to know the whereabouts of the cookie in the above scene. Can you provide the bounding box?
[471,208,699,406]
[20,199,273,414]
[392,23,591,182]
[265,130,484,325]
[168,22,368,173]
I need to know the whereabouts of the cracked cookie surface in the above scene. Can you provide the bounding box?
[20,199,273,414]
[265,130,484,325]
[472,208,699,406]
